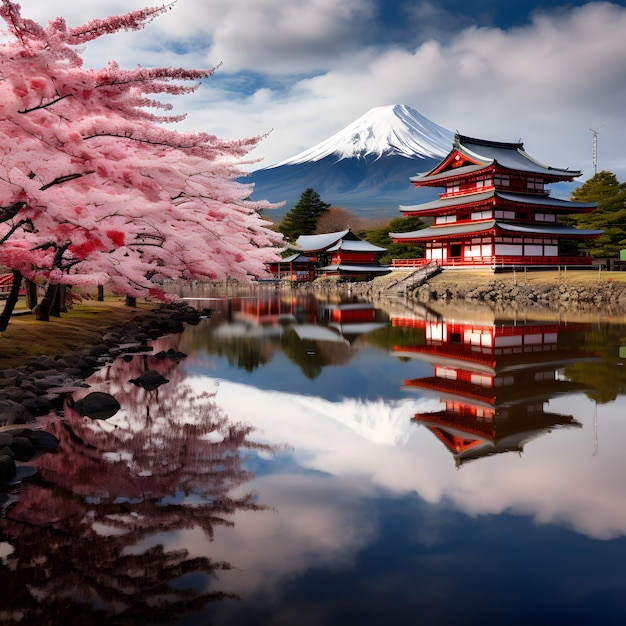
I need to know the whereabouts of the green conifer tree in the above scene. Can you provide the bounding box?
[279,188,331,242]
[563,171,626,258]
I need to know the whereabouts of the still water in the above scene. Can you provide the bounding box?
[2,287,626,625]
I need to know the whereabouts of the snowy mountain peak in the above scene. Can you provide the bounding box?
[269,104,454,168]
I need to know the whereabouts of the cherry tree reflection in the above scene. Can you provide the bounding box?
[0,336,273,625]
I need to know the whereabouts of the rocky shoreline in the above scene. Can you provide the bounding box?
[411,279,626,309]
[322,271,626,312]
[0,302,205,488]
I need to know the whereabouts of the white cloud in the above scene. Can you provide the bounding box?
[153,375,626,602]
[194,377,626,542]
[5,1,626,177]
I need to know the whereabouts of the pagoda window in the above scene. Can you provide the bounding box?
[494,173,510,187]
[435,366,457,380]
[494,376,515,387]
[446,183,460,194]
[427,245,445,260]
[535,371,555,382]
[471,373,493,388]
[476,409,494,421]
[494,210,515,219]
[435,214,457,224]
[524,244,543,256]
[471,209,492,221]
[526,177,544,192]
[535,212,556,222]
[495,243,523,256]
[545,245,558,256]
[476,178,492,190]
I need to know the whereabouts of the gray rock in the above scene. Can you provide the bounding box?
[0,454,16,483]
[10,436,36,461]
[72,391,121,420]
[0,401,36,426]
[129,370,169,391]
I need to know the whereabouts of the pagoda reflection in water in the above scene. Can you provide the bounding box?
[394,310,599,466]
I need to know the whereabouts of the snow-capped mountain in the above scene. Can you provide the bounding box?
[245,104,453,218]
[269,104,454,167]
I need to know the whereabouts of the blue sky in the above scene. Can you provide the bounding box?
[10,1,626,181]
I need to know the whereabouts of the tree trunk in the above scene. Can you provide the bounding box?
[34,283,58,322]
[50,284,67,317]
[25,279,38,310]
[97,285,104,301]
[0,270,23,332]
[125,295,137,307]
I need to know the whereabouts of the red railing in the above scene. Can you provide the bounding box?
[392,256,593,268]
[391,258,432,268]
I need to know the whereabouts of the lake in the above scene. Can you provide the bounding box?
[2,286,626,625]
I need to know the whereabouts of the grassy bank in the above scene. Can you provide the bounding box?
[0,298,156,371]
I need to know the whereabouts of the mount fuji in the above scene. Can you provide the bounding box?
[245,104,454,219]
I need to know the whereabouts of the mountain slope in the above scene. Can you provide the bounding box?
[246,104,453,219]
[271,104,454,165]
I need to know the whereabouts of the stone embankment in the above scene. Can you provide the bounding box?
[323,273,626,312]
[411,279,626,309]
[0,302,205,489]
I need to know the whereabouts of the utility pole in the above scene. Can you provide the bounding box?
[589,127,603,175]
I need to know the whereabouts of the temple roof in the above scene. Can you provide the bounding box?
[391,219,603,241]
[271,252,313,264]
[326,239,387,253]
[399,189,597,215]
[411,133,583,184]
[295,229,357,252]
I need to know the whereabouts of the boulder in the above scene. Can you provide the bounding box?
[72,391,121,420]
[129,370,169,391]
[10,436,36,462]
[0,454,16,483]
[0,401,36,426]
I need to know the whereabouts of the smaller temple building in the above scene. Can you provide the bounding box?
[391,134,603,268]
[267,229,389,281]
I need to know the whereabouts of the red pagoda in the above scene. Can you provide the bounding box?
[391,134,602,268]
[393,313,597,465]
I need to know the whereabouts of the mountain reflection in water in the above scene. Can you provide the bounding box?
[3,287,626,625]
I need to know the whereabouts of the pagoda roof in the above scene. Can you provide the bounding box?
[391,219,603,241]
[457,134,581,177]
[326,239,387,253]
[414,411,581,466]
[400,189,494,213]
[399,189,597,215]
[411,133,582,184]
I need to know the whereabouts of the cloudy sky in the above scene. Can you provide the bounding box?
[8,0,626,179]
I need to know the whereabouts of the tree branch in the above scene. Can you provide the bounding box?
[39,171,94,191]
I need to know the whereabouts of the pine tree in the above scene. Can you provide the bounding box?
[361,215,426,264]
[279,188,331,242]
[563,171,626,257]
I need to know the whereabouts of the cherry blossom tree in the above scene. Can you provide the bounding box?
[0,1,283,322]
[2,334,274,621]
